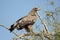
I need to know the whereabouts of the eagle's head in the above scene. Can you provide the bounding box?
[32,7,40,12]
[28,7,40,16]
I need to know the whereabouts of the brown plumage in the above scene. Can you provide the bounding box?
[9,7,39,32]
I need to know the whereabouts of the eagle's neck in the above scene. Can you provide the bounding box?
[28,10,37,16]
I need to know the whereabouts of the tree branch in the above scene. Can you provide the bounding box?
[13,29,52,40]
[0,24,18,36]
[36,12,49,33]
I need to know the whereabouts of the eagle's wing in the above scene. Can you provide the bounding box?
[16,15,36,32]
[9,15,36,32]
[17,15,36,26]
[9,16,27,32]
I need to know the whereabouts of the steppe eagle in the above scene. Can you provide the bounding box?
[9,7,39,32]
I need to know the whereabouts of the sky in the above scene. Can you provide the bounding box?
[0,0,60,40]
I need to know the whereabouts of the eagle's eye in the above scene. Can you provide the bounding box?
[33,8,40,11]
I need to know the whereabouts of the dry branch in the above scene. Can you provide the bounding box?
[13,32,41,40]
[0,24,18,36]
[36,12,49,34]
[13,30,52,40]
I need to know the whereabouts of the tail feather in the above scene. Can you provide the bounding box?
[9,24,15,32]
[9,23,23,32]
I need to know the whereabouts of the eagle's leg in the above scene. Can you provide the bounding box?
[24,25,33,34]
[28,25,33,33]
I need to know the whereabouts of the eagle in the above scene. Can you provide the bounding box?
[9,7,39,32]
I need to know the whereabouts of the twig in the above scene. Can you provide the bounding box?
[36,12,54,40]
[0,24,18,36]
[13,32,41,40]
[13,30,52,40]
[36,12,49,33]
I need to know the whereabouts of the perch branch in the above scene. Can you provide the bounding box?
[13,32,41,40]
[0,24,18,36]
[13,30,52,40]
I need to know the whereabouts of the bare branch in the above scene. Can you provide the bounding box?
[36,12,49,33]
[13,32,41,40]
[13,30,53,40]
[0,24,18,36]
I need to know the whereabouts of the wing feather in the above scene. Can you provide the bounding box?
[16,15,36,27]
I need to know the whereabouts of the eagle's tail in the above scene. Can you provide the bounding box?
[9,24,15,32]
